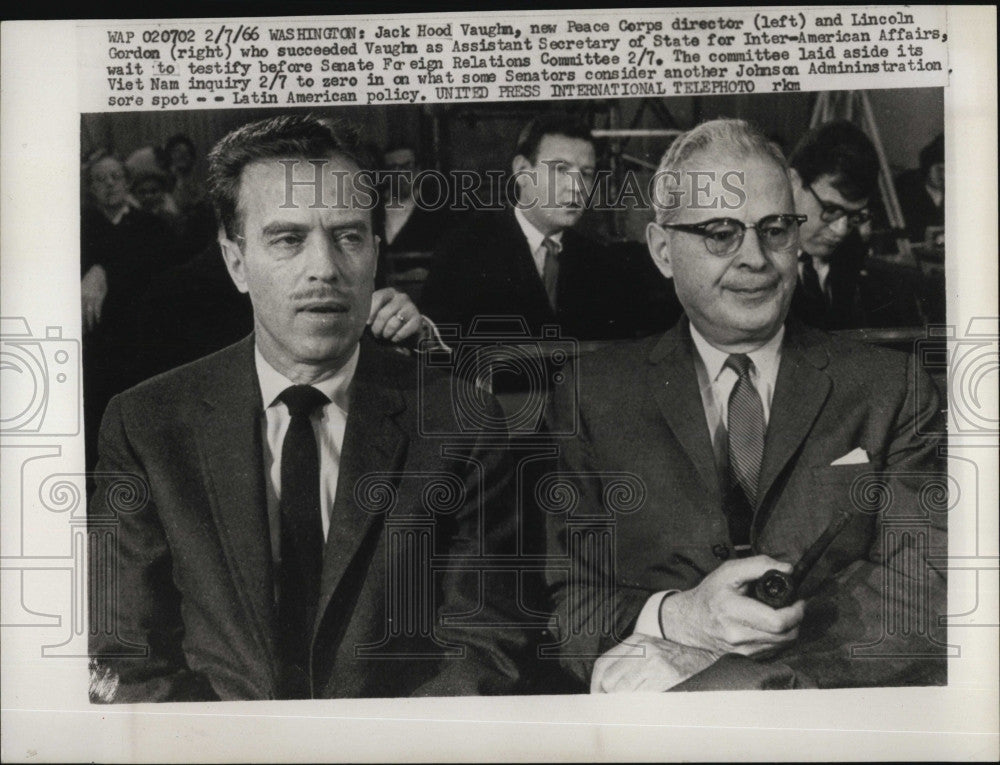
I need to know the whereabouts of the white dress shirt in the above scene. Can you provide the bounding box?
[255,345,359,565]
[106,201,134,225]
[689,322,783,465]
[632,323,785,638]
[513,206,563,279]
[925,183,943,209]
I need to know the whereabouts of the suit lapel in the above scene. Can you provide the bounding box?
[503,208,556,320]
[313,340,408,633]
[196,337,276,660]
[556,228,591,313]
[646,319,833,507]
[757,322,832,507]
[647,322,721,496]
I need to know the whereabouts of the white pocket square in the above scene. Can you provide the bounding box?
[831,447,869,466]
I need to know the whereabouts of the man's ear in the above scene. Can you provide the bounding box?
[510,153,534,196]
[218,232,250,294]
[646,221,674,280]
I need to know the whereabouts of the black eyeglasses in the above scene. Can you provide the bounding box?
[660,214,807,257]
[806,185,871,228]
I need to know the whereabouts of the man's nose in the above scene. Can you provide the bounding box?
[827,213,852,238]
[734,228,770,268]
[303,234,341,281]
[562,170,587,196]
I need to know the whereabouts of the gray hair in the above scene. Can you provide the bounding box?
[651,118,787,224]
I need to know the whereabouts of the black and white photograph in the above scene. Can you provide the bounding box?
[1,5,996,762]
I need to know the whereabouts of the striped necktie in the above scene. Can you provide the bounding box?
[725,353,765,507]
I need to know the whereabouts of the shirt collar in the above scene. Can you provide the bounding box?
[798,247,829,268]
[513,205,563,254]
[103,200,135,226]
[797,248,831,284]
[689,321,785,384]
[254,344,360,415]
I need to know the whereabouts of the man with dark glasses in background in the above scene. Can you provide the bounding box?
[786,120,878,330]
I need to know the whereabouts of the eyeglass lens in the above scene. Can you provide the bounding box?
[809,186,870,226]
[702,216,800,255]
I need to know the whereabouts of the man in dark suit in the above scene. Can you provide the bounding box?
[420,115,661,341]
[89,114,528,702]
[895,133,945,244]
[787,120,879,331]
[81,153,180,473]
[544,119,947,692]
[380,143,453,256]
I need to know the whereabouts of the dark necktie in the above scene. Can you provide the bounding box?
[799,253,832,306]
[725,354,765,545]
[541,236,561,311]
[276,384,329,697]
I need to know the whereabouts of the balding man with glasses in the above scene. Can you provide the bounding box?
[543,119,947,692]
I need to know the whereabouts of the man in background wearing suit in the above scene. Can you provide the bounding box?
[380,143,453,256]
[787,120,880,331]
[89,114,528,701]
[545,119,947,692]
[420,114,654,341]
[895,132,945,245]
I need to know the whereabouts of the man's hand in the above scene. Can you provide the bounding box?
[368,287,425,344]
[591,634,717,693]
[659,555,804,657]
[81,264,109,333]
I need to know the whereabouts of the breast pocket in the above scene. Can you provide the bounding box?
[760,463,876,564]
[808,462,884,527]
[803,464,879,572]
[812,461,876,498]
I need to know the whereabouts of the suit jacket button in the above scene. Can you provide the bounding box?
[712,544,730,560]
